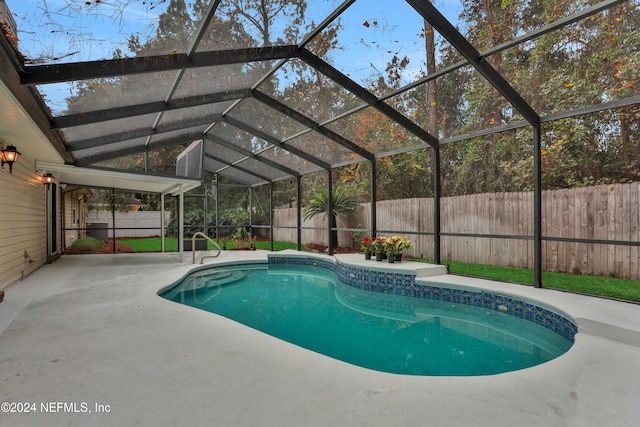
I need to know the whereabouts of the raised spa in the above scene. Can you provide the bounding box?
[160,255,576,376]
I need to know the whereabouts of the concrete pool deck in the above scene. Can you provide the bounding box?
[1,251,639,427]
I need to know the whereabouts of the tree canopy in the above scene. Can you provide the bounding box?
[52,0,639,196]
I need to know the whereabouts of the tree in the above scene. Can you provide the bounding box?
[429,0,640,194]
[302,184,359,249]
[221,0,306,46]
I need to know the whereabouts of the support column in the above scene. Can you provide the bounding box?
[297,176,302,251]
[533,124,543,288]
[433,147,441,265]
[160,193,165,253]
[270,183,274,251]
[111,188,116,254]
[249,186,253,238]
[327,171,334,255]
[203,187,209,236]
[370,159,377,238]
[178,186,184,263]
[214,175,219,242]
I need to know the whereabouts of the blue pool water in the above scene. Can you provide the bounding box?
[161,263,573,376]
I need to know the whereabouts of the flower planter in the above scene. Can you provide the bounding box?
[184,239,207,251]
[365,252,372,260]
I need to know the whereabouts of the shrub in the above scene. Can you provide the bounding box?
[69,237,106,250]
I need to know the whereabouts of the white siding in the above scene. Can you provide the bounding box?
[0,153,50,290]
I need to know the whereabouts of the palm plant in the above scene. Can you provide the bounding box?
[303,184,359,249]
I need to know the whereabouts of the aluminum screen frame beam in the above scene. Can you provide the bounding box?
[405,0,540,126]
[21,46,300,85]
[383,0,627,104]
[204,133,301,179]
[52,89,251,128]
[75,133,204,166]
[298,48,439,149]
[68,113,223,151]
[222,115,332,171]
[252,90,375,163]
[205,153,272,184]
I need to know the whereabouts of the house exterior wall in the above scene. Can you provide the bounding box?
[63,190,74,248]
[0,153,52,290]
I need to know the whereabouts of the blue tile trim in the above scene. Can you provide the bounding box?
[268,255,577,341]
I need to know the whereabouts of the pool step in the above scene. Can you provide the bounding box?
[414,263,448,278]
[334,253,448,277]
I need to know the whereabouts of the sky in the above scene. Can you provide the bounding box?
[5,0,160,63]
[5,0,166,113]
[3,0,463,114]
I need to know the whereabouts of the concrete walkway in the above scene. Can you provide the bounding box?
[1,252,639,427]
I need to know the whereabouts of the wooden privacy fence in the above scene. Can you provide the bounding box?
[273,182,640,280]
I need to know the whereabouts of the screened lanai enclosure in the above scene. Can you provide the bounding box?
[1,0,639,286]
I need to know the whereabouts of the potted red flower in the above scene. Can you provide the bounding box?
[361,237,373,260]
[372,237,387,261]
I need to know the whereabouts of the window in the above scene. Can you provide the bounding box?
[72,195,78,225]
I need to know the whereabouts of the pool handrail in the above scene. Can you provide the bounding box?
[191,232,221,264]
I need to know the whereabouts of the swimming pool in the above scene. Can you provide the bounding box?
[160,256,576,376]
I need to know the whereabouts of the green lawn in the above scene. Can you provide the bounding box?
[116,237,299,252]
[114,237,640,302]
[411,258,640,302]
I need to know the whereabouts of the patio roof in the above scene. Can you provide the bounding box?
[35,161,201,195]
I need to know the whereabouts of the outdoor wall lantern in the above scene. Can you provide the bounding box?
[1,143,21,174]
[42,172,54,186]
